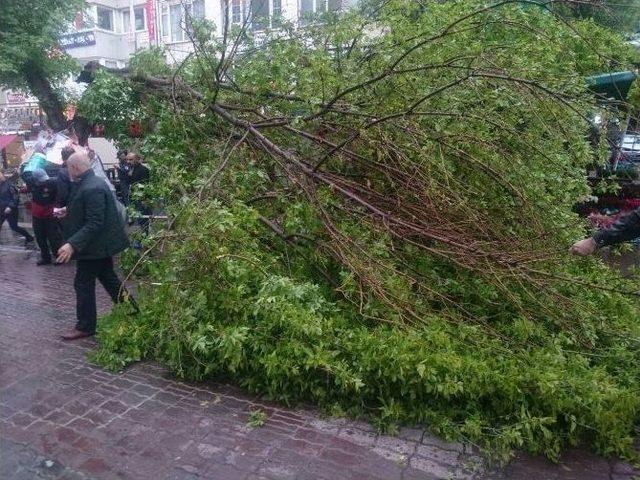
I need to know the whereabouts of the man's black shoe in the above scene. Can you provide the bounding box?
[36,259,52,266]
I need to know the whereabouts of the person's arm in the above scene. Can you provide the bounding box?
[66,188,106,253]
[571,208,640,256]
[592,209,640,248]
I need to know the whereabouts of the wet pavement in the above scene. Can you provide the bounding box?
[1,226,639,480]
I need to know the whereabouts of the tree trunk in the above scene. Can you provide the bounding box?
[22,62,67,132]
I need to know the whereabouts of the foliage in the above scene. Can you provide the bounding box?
[553,0,640,32]
[0,0,85,128]
[247,409,268,428]
[0,0,83,86]
[87,0,640,463]
[78,70,146,142]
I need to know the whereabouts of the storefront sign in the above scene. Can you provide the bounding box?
[6,92,27,103]
[59,31,96,49]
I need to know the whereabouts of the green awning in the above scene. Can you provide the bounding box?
[586,71,637,101]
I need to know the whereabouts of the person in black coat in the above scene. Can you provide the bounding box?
[125,152,151,234]
[56,152,135,340]
[116,149,131,206]
[0,172,34,244]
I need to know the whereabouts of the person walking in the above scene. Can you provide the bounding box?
[30,169,63,266]
[0,172,34,244]
[56,152,135,340]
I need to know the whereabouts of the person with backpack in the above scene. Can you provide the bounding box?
[30,169,63,265]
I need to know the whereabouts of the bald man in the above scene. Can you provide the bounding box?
[56,152,132,340]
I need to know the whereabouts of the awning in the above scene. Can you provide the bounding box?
[0,134,18,151]
[586,71,637,101]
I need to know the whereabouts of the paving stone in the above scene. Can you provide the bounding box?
[9,412,38,427]
[421,433,465,454]
[415,443,462,466]
[336,427,378,448]
[99,399,128,415]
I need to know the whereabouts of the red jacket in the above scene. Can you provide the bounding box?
[31,201,54,219]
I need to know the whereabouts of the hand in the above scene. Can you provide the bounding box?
[53,207,67,219]
[570,238,597,256]
[4,207,10,214]
[56,243,74,263]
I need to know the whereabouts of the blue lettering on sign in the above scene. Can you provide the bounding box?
[59,31,96,49]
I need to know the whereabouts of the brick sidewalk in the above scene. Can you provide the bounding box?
[0,229,638,480]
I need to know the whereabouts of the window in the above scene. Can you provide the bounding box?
[161,5,169,39]
[222,0,282,30]
[272,0,282,26]
[299,0,340,23]
[250,0,269,30]
[96,6,113,31]
[231,0,244,24]
[170,4,184,41]
[193,0,205,19]
[122,9,130,31]
[167,2,204,42]
[300,0,313,14]
[122,7,145,32]
[135,7,145,30]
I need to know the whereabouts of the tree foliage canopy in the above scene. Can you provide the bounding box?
[0,0,84,128]
[84,0,640,462]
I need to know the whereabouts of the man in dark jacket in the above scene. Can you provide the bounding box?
[56,152,134,340]
[0,172,34,244]
[125,152,151,233]
[572,210,640,255]
[116,149,131,206]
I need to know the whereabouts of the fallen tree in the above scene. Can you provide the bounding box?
[84,0,640,462]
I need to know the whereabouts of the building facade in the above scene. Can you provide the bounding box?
[160,0,356,62]
[60,0,358,67]
[60,0,157,69]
